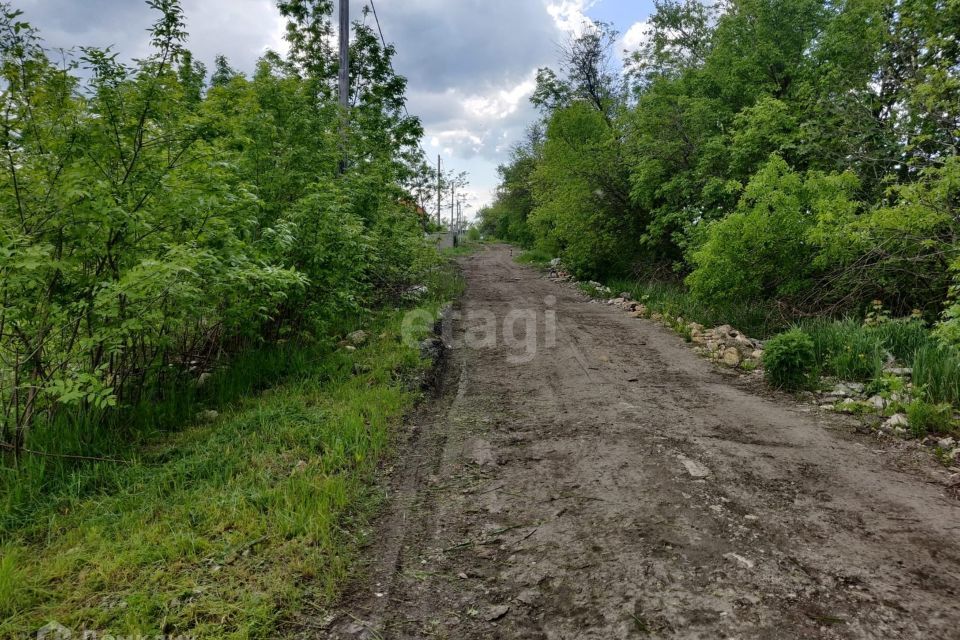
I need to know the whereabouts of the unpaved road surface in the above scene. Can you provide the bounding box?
[328,244,960,639]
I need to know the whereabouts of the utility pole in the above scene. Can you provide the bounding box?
[338,0,350,111]
[436,155,442,226]
[451,182,455,231]
[337,0,350,174]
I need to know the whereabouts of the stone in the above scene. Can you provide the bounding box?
[485,605,510,621]
[347,330,370,346]
[883,412,909,430]
[419,337,444,362]
[722,347,742,367]
[885,367,913,377]
[751,350,764,360]
[735,334,754,348]
[867,395,888,410]
[677,455,711,478]
[197,409,219,422]
[619,292,632,300]
[724,553,755,569]
[737,594,762,606]
[938,437,957,449]
[405,285,429,299]
[197,372,212,387]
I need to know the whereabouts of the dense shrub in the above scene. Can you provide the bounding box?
[0,2,436,456]
[763,329,816,390]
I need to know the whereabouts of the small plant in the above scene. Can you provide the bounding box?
[906,400,954,437]
[864,299,891,326]
[763,329,816,390]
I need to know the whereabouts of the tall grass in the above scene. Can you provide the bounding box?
[515,247,553,267]
[0,265,462,638]
[799,318,886,382]
[913,343,960,407]
[871,320,933,366]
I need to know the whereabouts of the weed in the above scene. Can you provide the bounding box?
[913,343,960,407]
[0,265,462,638]
[907,400,954,437]
[763,329,816,390]
[515,248,554,267]
[799,318,885,382]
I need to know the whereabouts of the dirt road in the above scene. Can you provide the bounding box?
[329,245,960,639]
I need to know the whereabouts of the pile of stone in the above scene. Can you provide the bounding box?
[817,380,912,415]
[815,373,960,461]
[601,294,764,370]
[548,258,575,283]
[689,324,764,369]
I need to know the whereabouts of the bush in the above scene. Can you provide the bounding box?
[763,329,816,390]
[906,400,954,437]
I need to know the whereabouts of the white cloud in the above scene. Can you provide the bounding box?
[621,20,651,54]
[544,0,597,33]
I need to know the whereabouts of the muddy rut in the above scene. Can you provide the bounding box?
[327,244,960,639]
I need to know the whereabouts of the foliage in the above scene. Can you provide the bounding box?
[907,400,954,437]
[763,329,816,390]
[493,0,960,335]
[0,289,458,637]
[0,0,440,459]
[799,318,886,382]
[913,343,960,408]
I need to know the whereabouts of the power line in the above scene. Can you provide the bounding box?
[367,1,469,220]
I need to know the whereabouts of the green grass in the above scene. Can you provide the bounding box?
[799,318,887,382]
[913,342,960,407]
[515,247,553,268]
[442,238,484,257]
[0,269,462,638]
[871,320,933,366]
[907,400,955,437]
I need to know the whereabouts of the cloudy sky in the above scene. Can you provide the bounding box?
[18,0,654,217]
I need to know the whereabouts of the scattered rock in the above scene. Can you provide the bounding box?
[485,605,510,622]
[619,291,632,300]
[404,284,429,299]
[724,553,755,570]
[867,395,888,410]
[722,347,743,368]
[882,413,909,431]
[419,337,444,362]
[938,437,956,449]
[885,367,913,377]
[197,409,219,422]
[197,372,212,387]
[346,330,370,346]
[677,455,711,478]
